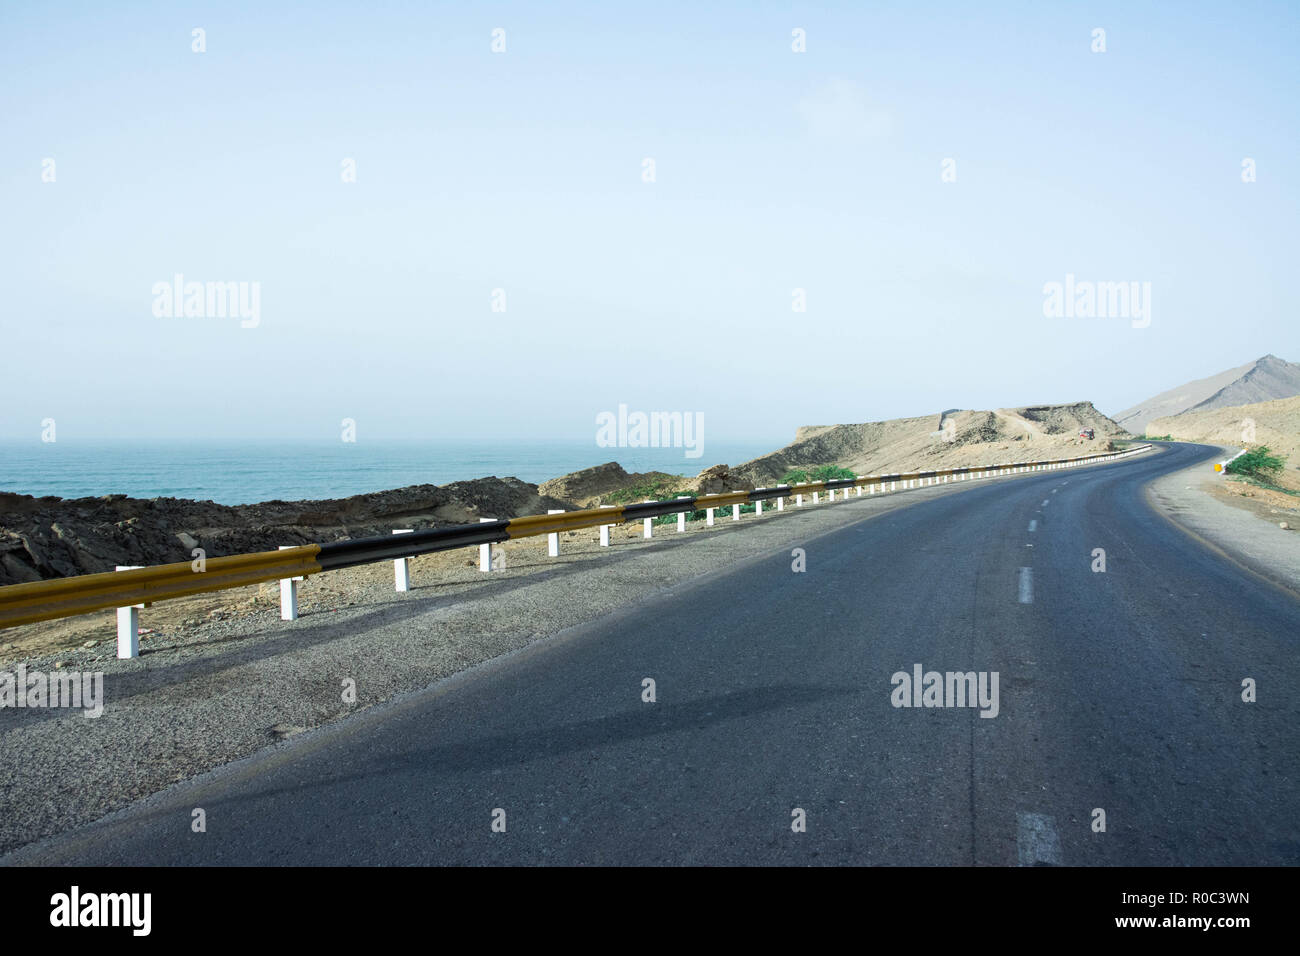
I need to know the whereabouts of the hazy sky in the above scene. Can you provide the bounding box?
[2,1,1297,444]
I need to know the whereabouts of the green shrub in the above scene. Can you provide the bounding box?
[782,464,854,484]
[606,474,688,504]
[1226,446,1286,481]
[811,464,855,482]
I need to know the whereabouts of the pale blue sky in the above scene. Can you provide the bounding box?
[2,1,1296,444]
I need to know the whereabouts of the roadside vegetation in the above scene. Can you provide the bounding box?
[1224,446,1296,495]
[646,463,859,526]
[604,473,690,504]
[781,464,856,484]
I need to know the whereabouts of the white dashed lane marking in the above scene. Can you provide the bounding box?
[1018,567,1033,604]
[1028,519,1038,532]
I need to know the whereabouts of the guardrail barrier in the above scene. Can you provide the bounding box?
[0,443,1154,648]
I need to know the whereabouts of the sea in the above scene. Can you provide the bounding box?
[0,440,782,506]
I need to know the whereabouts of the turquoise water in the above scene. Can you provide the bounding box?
[0,440,780,506]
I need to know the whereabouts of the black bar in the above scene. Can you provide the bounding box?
[317,520,512,571]
[2,865,1280,940]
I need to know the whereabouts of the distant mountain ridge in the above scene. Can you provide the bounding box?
[1113,355,1300,434]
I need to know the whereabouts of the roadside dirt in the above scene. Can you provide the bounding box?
[1207,477,1300,528]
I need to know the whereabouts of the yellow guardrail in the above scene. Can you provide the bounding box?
[0,443,1153,635]
[0,546,322,630]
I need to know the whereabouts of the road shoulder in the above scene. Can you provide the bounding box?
[1144,445,1300,598]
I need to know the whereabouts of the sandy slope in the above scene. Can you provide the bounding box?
[734,402,1126,484]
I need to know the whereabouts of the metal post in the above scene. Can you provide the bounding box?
[393,529,413,591]
[479,517,495,572]
[547,509,565,557]
[115,565,143,658]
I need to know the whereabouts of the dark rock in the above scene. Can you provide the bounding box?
[0,476,573,586]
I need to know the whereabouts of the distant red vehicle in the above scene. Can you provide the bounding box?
[1079,428,1095,440]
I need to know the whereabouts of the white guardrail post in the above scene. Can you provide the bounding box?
[548,510,565,556]
[393,529,413,591]
[115,565,144,658]
[278,546,303,621]
[479,517,495,572]
[599,504,615,546]
[677,496,691,531]
[643,501,654,538]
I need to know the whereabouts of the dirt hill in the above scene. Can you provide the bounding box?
[733,402,1126,486]
[1113,355,1300,435]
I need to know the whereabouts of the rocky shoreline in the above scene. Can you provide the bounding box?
[0,462,755,586]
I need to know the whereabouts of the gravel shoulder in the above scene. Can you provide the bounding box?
[0,456,1145,858]
[1145,444,1300,596]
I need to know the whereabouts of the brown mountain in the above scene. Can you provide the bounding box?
[1113,355,1300,435]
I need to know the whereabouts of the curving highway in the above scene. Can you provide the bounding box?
[10,441,1300,866]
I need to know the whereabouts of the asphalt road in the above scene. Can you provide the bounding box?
[12,441,1300,865]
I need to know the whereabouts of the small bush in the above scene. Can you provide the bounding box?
[1226,446,1286,481]
[782,464,854,484]
[606,474,688,504]
[811,464,855,482]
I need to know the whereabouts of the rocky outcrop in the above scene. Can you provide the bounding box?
[538,462,635,504]
[0,478,569,586]
[537,461,756,509]
[691,464,755,495]
[2,457,773,585]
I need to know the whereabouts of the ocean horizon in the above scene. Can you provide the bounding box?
[0,439,784,506]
